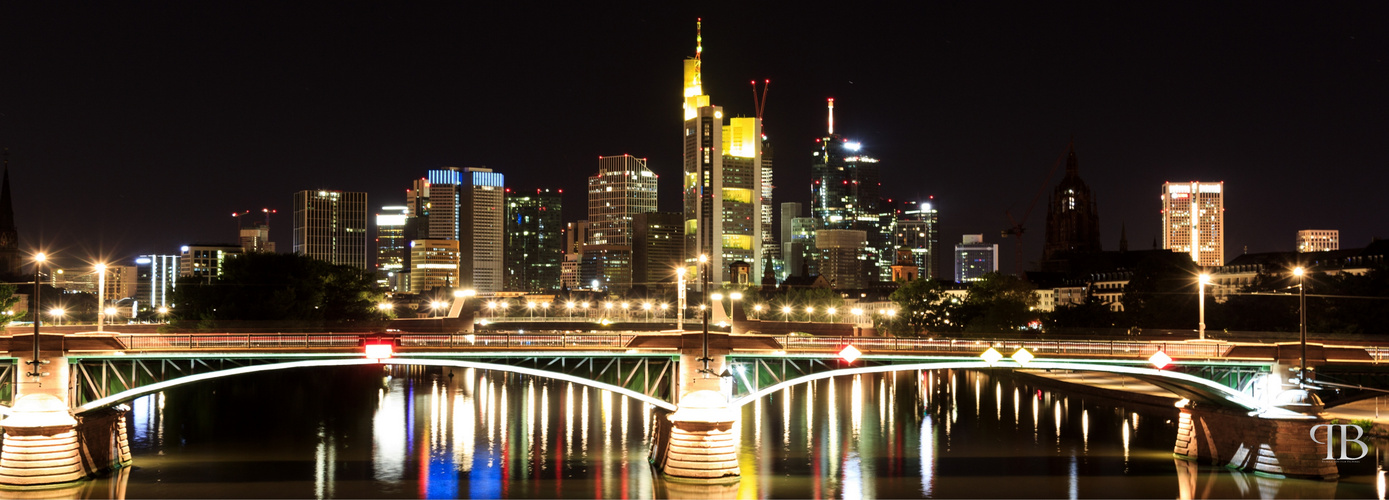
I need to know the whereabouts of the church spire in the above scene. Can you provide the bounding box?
[1065,139,1079,177]
[0,149,19,277]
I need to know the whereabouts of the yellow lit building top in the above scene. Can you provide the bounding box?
[722,117,758,158]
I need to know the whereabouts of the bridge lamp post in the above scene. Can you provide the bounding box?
[621,301,630,321]
[659,302,668,320]
[851,308,864,325]
[95,263,107,332]
[782,305,792,322]
[27,253,46,378]
[642,302,652,321]
[603,301,613,320]
[541,302,550,318]
[827,307,837,324]
[676,266,687,331]
[752,304,762,320]
[805,306,815,323]
[430,301,446,318]
[485,301,497,318]
[698,253,711,376]
[565,301,575,318]
[499,300,510,318]
[581,301,589,319]
[49,308,65,326]
[1293,266,1308,384]
[527,301,536,318]
[1197,273,1211,341]
[377,302,393,320]
[157,306,169,322]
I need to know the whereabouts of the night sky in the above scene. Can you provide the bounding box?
[2,3,1386,273]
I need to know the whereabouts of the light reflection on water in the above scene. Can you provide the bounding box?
[77,365,1381,499]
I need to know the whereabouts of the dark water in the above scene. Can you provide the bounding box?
[66,365,1381,498]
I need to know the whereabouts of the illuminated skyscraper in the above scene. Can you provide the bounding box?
[895,199,940,280]
[415,167,506,293]
[1160,181,1224,267]
[292,189,368,269]
[681,21,763,286]
[135,254,179,310]
[505,189,563,292]
[588,155,657,245]
[1297,229,1339,253]
[955,234,998,283]
[375,205,408,291]
[810,100,880,226]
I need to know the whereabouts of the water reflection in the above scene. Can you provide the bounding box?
[75,365,1382,499]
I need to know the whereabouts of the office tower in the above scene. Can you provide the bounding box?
[1161,181,1224,267]
[955,234,998,283]
[895,199,940,280]
[376,205,408,291]
[0,155,19,278]
[292,190,368,269]
[779,202,803,281]
[810,100,881,226]
[505,189,563,293]
[561,221,591,290]
[761,140,776,254]
[1297,230,1339,253]
[580,245,632,292]
[1042,144,1102,263]
[135,255,179,310]
[680,21,763,287]
[814,229,867,289]
[239,223,273,253]
[632,212,684,289]
[588,155,657,246]
[419,167,506,293]
[408,239,460,294]
[787,216,819,279]
[179,244,244,280]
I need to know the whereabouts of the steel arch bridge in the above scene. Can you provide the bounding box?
[23,350,1284,418]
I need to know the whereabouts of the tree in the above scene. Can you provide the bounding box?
[171,253,385,327]
[957,273,1038,333]
[889,279,961,334]
[0,283,24,322]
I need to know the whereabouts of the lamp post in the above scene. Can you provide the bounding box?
[96,263,107,332]
[1198,273,1210,341]
[699,253,710,375]
[1294,266,1307,384]
[28,253,45,378]
[676,266,687,330]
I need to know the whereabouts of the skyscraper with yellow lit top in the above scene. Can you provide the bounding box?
[681,19,763,287]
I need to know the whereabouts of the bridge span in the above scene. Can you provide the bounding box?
[1,330,1384,487]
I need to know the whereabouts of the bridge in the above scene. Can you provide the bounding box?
[2,330,1385,487]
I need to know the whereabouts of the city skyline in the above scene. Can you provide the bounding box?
[1,4,1386,271]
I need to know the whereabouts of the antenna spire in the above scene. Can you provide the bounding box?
[827,98,835,135]
[693,18,702,87]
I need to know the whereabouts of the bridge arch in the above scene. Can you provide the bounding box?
[728,360,1268,413]
[74,357,676,415]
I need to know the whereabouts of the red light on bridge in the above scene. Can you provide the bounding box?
[839,345,862,364]
[365,343,393,360]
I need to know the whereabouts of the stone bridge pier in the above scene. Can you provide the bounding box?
[650,333,742,482]
[1,333,131,488]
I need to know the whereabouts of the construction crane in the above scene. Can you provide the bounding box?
[1001,144,1070,275]
[750,79,769,120]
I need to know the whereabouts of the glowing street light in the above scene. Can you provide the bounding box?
[1293,266,1308,383]
[49,307,65,326]
[782,305,793,321]
[28,252,45,378]
[1198,273,1211,341]
[95,263,107,332]
[827,307,837,323]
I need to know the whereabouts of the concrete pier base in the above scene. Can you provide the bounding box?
[660,389,740,481]
[1173,403,1339,480]
[0,395,84,487]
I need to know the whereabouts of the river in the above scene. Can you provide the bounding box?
[63,364,1381,498]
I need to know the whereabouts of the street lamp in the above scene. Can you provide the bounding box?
[527,301,536,318]
[28,253,46,378]
[1293,266,1308,384]
[676,266,687,330]
[782,305,793,321]
[699,253,711,376]
[827,307,838,323]
[377,302,394,320]
[431,301,447,317]
[49,308,65,326]
[1197,273,1211,341]
[95,263,107,332]
[642,301,652,321]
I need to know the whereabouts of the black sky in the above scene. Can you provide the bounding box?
[2,2,1386,272]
